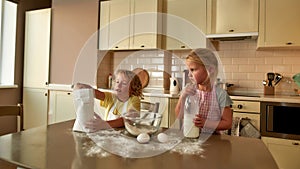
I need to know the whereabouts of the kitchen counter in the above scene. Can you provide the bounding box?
[0,120,278,169]
[143,92,180,98]
[46,85,180,98]
[47,84,300,103]
[100,87,180,98]
[47,83,73,91]
[230,94,300,104]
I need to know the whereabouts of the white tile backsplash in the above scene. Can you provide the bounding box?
[97,40,300,95]
[218,40,300,95]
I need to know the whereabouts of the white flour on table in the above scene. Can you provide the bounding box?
[84,129,205,158]
[170,139,205,156]
[71,129,206,158]
[87,129,180,158]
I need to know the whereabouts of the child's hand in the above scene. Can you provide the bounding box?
[85,113,110,132]
[73,83,93,90]
[181,84,197,99]
[193,114,206,128]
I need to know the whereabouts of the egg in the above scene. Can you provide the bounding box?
[157,133,169,143]
[137,133,150,144]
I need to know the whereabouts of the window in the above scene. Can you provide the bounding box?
[0,0,17,87]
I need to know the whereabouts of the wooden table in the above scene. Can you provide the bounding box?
[0,120,278,169]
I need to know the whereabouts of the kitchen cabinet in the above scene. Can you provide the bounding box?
[258,0,300,48]
[23,88,48,129]
[102,0,130,50]
[231,100,260,130]
[99,0,163,50]
[23,8,51,129]
[164,0,207,50]
[262,137,300,169]
[230,99,260,138]
[168,98,178,128]
[206,0,258,37]
[142,96,178,128]
[99,1,110,50]
[23,8,50,88]
[48,90,76,124]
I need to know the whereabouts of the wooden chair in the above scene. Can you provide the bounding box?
[0,103,24,133]
[140,101,159,113]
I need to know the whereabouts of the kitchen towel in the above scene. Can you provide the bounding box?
[72,88,95,132]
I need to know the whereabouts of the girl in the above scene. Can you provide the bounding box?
[75,69,143,132]
[175,48,232,134]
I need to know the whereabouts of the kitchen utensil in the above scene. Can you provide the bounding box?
[274,73,282,86]
[170,77,180,94]
[292,73,300,88]
[267,72,275,86]
[217,78,234,91]
[262,80,267,86]
[132,68,149,88]
[294,89,300,95]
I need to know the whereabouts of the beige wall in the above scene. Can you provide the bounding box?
[50,0,98,85]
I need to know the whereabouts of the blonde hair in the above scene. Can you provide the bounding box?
[115,69,143,98]
[186,48,219,80]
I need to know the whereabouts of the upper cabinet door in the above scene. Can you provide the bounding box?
[165,0,207,50]
[132,0,162,49]
[99,1,110,50]
[207,0,258,35]
[99,0,162,50]
[23,8,51,88]
[258,0,300,48]
[108,0,131,50]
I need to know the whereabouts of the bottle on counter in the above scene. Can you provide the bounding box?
[183,90,200,138]
[108,73,112,89]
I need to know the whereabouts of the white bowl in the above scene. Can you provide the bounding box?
[122,111,162,136]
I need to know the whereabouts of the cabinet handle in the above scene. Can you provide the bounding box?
[237,104,243,109]
[292,142,299,145]
[229,29,234,33]
[67,92,71,95]
[180,45,186,48]
[286,42,293,45]
[115,46,119,49]
[45,82,48,85]
[45,93,48,96]
[140,45,145,48]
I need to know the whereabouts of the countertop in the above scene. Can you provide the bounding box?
[230,94,300,104]
[98,87,180,98]
[0,120,278,169]
[46,84,180,98]
[47,84,300,103]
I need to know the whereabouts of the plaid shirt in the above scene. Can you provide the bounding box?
[198,88,221,121]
